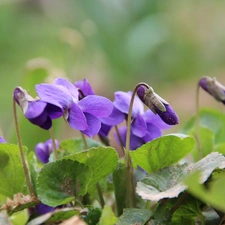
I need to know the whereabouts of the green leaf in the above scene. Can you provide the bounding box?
[130,134,195,173]
[27,208,82,225]
[37,159,92,207]
[116,208,152,225]
[190,126,214,161]
[113,163,126,216]
[59,138,102,156]
[10,209,29,225]
[169,195,205,225]
[82,207,102,225]
[183,108,225,144]
[99,205,117,225]
[185,172,225,212]
[0,144,28,198]
[137,152,225,201]
[63,146,118,186]
[27,152,38,196]
[214,143,225,155]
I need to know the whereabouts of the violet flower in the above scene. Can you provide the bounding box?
[199,76,225,104]
[13,87,63,130]
[74,78,125,137]
[137,85,179,125]
[35,203,55,215]
[35,139,59,163]
[36,78,114,138]
[113,91,166,150]
[0,136,6,143]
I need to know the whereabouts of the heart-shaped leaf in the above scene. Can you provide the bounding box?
[63,146,118,186]
[37,159,92,207]
[0,144,28,198]
[130,134,195,173]
[137,152,225,201]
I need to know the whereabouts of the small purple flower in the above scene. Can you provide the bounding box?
[36,78,114,138]
[35,203,55,215]
[113,91,164,150]
[0,136,6,143]
[199,76,225,104]
[13,87,63,130]
[137,85,179,125]
[74,79,125,137]
[35,139,59,163]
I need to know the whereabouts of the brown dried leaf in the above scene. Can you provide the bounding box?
[0,193,39,215]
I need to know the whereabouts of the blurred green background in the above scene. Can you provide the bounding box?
[1,0,225,150]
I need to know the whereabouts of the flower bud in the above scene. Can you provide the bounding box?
[137,85,179,125]
[199,76,225,104]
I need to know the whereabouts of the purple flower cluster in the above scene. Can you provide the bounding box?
[14,78,179,150]
[14,78,114,138]
[74,79,179,150]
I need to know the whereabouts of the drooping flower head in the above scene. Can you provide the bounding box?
[35,139,59,163]
[13,87,63,130]
[113,91,167,150]
[36,78,114,138]
[199,76,225,104]
[137,85,179,125]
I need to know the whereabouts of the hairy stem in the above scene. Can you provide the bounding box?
[125,82,150,208]
[195,83,202,159]
[49,127,58,160]
[13,98,34,195]
[115,125,125,156]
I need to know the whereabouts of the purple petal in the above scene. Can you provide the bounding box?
[0,137,6,143]
[74,78,95,96]
[99,123,112,137]
[154,104,179,125]
[81,113,101,138]
[24,101,46,119]
[25,101,52,129]
[100,106,125,126]
[67,102,88,131]
[45,139,59,155]
[54,78,79,100]
[114,126,144,150]
[35,203,55,215]
[114,91,144,117]
[131,113,147,138]
[35,143,49,163]
[45,103,63,119]
[78,95,113,118]
[143,110,171,130]
[36,84,73,109]
[143,123,162,142]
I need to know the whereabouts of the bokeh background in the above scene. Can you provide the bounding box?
[1,0,225,150]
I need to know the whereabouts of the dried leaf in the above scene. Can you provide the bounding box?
[0,193,39,215]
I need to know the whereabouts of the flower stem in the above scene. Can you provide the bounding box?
[13,98,34,195]
[80,132,105,208]
[195,83,202,159]
[115,125,125,156]
[125,82,150,208]
[49,127,58,160]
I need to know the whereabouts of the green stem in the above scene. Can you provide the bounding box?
[145,200,151,210]
[49,127,58,160]
[125,82,150,208]
[115,125,125,156]
[195,83,202,159]
[80,132,105,208]
[13,98,34,195]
